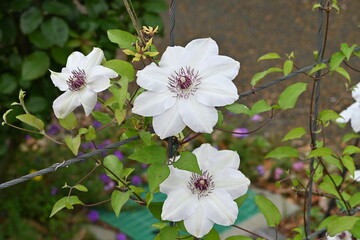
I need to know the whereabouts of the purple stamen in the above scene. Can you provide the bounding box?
[67,68,86,91]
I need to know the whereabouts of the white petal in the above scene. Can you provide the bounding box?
[196,76,239,107]
[66,51,85,69]
[153,102,186,139]
[192,144,219,171]
[184,207,214,238]
[88,65,118,80]
[213,168,250,199]
[209,149,240,173]
[183,38,219,67]
[198,55,240,80]
[337,102,358,123]
[132,91,176,117]
[53,90,80,118]
[159,46,184,68]
[50,70,69,91]
[136,63,172,92]
[161,187,198,222]
[202,189,238,225]
[79,87,97,116]
[349,102,360,132]
[87,75,111,92]
[353,170,360,182]
[160,165,192,194]
[178,97,218,133]
[352,83,360,102]
[84,48,104,73]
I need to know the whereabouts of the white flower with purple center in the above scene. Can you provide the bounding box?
[50,47,118,118]
[132,38,240,139]
[160,144,250,238]
[337,83,360,132]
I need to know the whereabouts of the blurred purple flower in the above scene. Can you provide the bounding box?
[47,124,60,135]
[93,120,102,129]
[232,128,249,138]
[256,165,265,176]
[94,102,102,111]
[104,181,115,191]
[87,210,99,223]
[25,135,33,141]
[116,233,127,240]
[51,187,58,196]
[292,161,304,171]
[99,139,112,149]
[141,164,149,169]
[99,173,111,184]
[132,175,142,186]
[114,150,124,160]
[81,142,94,149]
[251,114,263,122]
[274,167,284,180]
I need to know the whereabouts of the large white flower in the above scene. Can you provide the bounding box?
[337,83,360,132]
[132,38,240,139]
[160,144,250,238]
[327,231,353,240]
[50,47,118,118]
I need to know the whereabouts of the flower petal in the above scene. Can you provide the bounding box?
[66,51,85,69]
[88,65,118,80]
[209,149,240,173]
[84,48,104,73]
[153,101,186,139]
[192,144,219,171]
[53,90,80,118]
[50,70,69,91]
[199,55,240,80]
[352,83,360,102]
[136,63,172,92]
[161,187,198,222]
[196,75,238,107]
[183,38,219,67]
[160,165,192,194]
[337,102,358,123]
[159,46,184,68]
[349,102,360,132]
[178,97,218,133]
[202,188,238,226]
[132,91,176,117]
[79,87,97,116]
[184,206,214,238]
[87,74,111,92]
[213,168,250,199]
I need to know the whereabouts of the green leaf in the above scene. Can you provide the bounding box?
[128,145,167,164]
[42,1,72,17]
[318,110,342,123]
[308,63,327,75]
[2,109,13,124]
[225,103,252,116]
[204,228,220,240]
[64,135,81,155]
[329,52,345,71]
[349,192,360,208]
[114,109,126,124]
[107,29,138,51]
[283,60,293,76]
[343,145,360,155]
[20,7,43,34]
[234,194,249,208]
[349,219,360,238]
[74,184,88,192]
[217,110,224,127]
[342,133,360,143]
[85,126,96,141]
[173,152,201,174]
[265,146,298,159]
[322,155,342,171]
[250,67,282,86]
[159,226,178,240]
[111,190,131,217]
[28,30,52,49]
[307,147,333,158]
[148,202,163,221]
[340,43,357,61]
[27,96,48,113]
[21,51,50,81]
[58,112,77,130]
[318,215,339,230]
[225,236,253,240]
[41,17,69,47]
[91,111,112,124]
[257,53,281,62]
[334,67,351,82]
[146,192,153,207]
[278,82,307,110]
[148,164,170,192]
[254,195,281,227]
[50,196,83,217]
[282,127,306,141]
[139,130,152,146]
[327,216,359,236]
[16,114,44,131]
[104,155,123,181]
[0,74,17,95]
[103,60,135,82]
[313,162,324,182]
[251,100,272,115]
[341,155,355,177]
[319,182,340,198]
[51,47,72,65]
[312,3,322,10]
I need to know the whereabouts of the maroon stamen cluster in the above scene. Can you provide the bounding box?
[188,171,215,198]
[168,67,201,98]
[67,68,86,91]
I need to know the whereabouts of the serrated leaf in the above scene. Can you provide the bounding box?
[74,184,88,192]
[318,110,342,123]
[234,194,249,208]
[257,53,281,62]
[104,155,123,181]
[254,195,281,227]
[278,82,307,110]
[159,226,178,240]
[173,152,201,174]
[265,146,299,159]
[341,155,355,177]
[307,147,333,158]
[50,196,83,217]
[282,127,306,141]
[64,135,81,155]
[251,100,271,115]
[107,29,138,51]
[283,60,293,76]
[225,103,252,116]
[111,190,131,217]
[327,216,359,236]
[308,63,327,75]
[58,112,77,130]
[148,164,170,192]
[128,145,167,164]
[21,51,50,81]
[16,114,44,131]
[329,52,345,71]
[103,59,135,82]
[250,67,282,86]
[334,67,351,82]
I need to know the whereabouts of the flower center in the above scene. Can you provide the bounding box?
[168,67,201,99]
[67,68,86,91]
[188,171,215,198]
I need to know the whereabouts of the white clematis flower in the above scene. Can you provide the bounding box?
[337,83,360,132]
[160,144,250,238]
[132,38,240,139]
[351,170,360,182]
[50,47,118,118]
[326,231,353,240]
